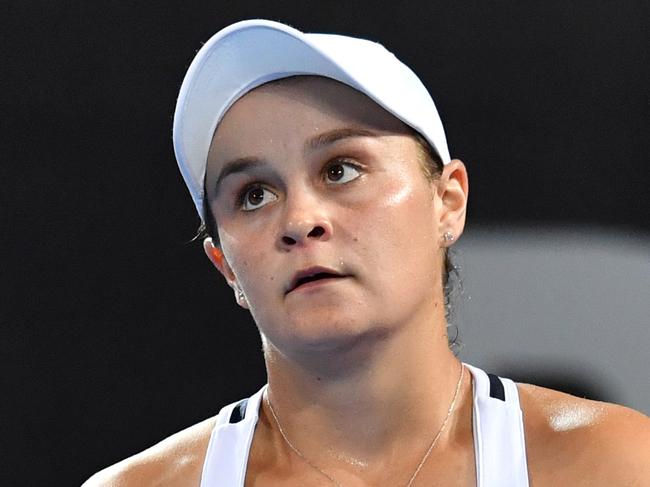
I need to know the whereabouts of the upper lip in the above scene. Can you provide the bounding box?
[286,266,347,293]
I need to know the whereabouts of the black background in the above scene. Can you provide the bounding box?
[3,1,648,485]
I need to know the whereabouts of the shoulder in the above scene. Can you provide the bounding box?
[82,415,217,487]
[518,382,650,486]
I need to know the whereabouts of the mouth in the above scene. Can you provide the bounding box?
[287,267,349,294]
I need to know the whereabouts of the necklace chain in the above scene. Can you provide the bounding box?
[265,363,465,487]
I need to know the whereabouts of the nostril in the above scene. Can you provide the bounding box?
[308,226,325,238]
[282,236,297,245]
[281,225,326,246]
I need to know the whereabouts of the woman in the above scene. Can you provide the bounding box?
[85,20,650,486]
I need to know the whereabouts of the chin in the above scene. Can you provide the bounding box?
[269,311,393,359]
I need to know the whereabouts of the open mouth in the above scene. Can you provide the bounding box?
[295,272,340,288]
[287,269,348,293]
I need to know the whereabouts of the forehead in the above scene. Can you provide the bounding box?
[208,76,411,164]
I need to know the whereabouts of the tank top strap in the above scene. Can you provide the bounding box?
[200,366,529,486]
[199,385,267,487]
[464,363,530,487]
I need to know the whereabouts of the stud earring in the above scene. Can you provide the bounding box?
[237,289,245,301]
[443,231,455,243]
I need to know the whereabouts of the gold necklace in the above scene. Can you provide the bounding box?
[265,363,465,487]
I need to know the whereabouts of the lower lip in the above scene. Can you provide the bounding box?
[289,276,348,294]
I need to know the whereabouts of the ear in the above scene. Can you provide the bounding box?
[203,237,249,309]
[203,237,236,282]
[436,159,469,245]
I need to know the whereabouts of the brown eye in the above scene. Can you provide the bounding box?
[325,162,361,184]
[240,185,277,211]
[327,164,345,181]
[248,187,264,205]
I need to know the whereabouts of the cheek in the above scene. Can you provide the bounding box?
[219,226,279,298]
[218,226,256,280]
[363,173,435,240]
[352,174,439,283]
[384,175,415,207]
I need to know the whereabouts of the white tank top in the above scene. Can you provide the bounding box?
[199,363,530,486]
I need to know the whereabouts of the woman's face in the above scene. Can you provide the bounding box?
[205,77,464,357]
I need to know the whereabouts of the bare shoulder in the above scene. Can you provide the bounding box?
[82,415,217,487]
[518,382,650,486]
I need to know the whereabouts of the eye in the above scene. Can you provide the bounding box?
[325,161,361,184]
[239,185,278,211]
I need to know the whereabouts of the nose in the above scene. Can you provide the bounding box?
[278,192,333,249]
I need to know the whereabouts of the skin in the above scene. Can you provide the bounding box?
[84,78,650,487]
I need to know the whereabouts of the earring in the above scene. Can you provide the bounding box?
[237,289,245,301]
[443,231,455,243]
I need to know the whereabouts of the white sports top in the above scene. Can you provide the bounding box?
[199,363,529,486]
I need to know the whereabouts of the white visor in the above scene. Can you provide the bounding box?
[173,19,451,220]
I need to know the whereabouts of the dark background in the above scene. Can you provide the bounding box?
[3,1,648,485]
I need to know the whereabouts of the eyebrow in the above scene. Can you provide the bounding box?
[212,157,265,197]
[212,127,381,196]
[306,127,381,151]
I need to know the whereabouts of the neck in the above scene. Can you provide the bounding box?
[261,306,465,468]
